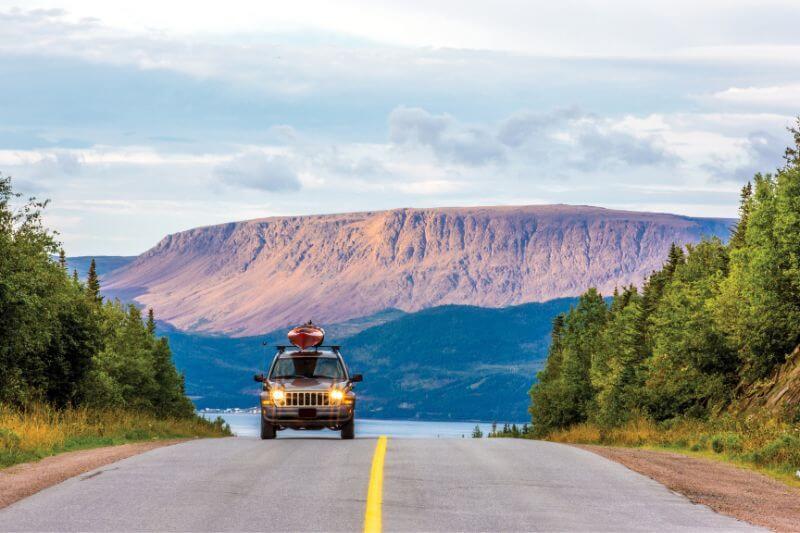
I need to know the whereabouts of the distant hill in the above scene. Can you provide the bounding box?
[165,298,577,421]
[104,204,733,336]
[66,256,136,280]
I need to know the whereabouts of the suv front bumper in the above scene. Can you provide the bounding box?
[261,404,354,429]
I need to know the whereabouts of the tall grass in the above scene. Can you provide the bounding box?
[0,404,231,468]
[545,412,800,482]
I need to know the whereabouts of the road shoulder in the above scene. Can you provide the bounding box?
[578,444,800,532]
[0,439,187,509]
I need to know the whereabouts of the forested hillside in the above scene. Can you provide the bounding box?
[529,121,800,477]
[0,176,226,468]
[166,299,576,420]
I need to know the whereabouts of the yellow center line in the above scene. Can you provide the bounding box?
[364,435,388,533]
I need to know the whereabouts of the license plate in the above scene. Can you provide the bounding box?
[298,408,317,418]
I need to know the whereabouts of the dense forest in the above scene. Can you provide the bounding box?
[530,120,800,437]
[0,175,194,418]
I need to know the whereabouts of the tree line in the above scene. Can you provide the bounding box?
[0,176,194,417]
[529,121,800,437]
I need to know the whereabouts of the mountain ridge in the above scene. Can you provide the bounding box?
[105,204,733,336]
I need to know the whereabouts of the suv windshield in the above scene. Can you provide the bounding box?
[270,356,345,380]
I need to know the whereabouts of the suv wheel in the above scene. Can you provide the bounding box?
[340,419,355,439]
[261,417,276,440]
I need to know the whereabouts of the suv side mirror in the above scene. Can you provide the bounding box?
[350,374,363,383]
[253,373,265,382]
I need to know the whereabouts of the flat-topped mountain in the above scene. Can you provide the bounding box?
[104,205,732,336]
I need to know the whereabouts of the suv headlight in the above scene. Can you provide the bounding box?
[329,388,344,404]
[271,387,286,406]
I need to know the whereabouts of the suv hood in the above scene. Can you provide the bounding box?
[272,377,345,390]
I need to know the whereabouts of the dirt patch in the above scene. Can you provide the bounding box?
[579,444,800,532]
[0,440,186,509]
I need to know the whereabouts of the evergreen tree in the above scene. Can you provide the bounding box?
[471,425,483,438]
[557,289,607,424]
[86,258,101,302]
[644,239,735,419]
[729,182,753,250]
[146,308,156,335]
[591,288,646,426]
[58,249,67,269]
[783,116,800,169]
[530,290,607,435]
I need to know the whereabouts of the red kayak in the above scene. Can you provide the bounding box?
[288,321,325,350]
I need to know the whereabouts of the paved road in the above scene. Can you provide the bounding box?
[0,437,758,532]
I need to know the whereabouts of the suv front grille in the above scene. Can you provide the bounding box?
[285,391,330,407]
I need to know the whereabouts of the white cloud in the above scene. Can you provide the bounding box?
[710,83,800,110]
[213,152,302,192]
[389,107,675,171]
[389,107,505,166]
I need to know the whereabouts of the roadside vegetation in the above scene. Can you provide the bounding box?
[0,175,230,468]
[0,404,229,468]
[528,119,800,483]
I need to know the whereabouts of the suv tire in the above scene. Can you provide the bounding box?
[340,419,355,439]
[261,417,276,440]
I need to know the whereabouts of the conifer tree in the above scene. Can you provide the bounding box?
[146,308,156,335]
[86,258,101,302]
[783,116,800,169]
[58,249,67,269]
[729,182,752,250]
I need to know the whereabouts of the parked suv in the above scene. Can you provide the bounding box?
[254,346,362,439]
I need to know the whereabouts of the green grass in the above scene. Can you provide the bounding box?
[0,404,231,469]
[543,412,800,486]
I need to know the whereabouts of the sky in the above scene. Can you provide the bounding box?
[2,1,799,255]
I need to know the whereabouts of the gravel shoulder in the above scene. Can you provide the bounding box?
[579,444,800,532]
[0,439,186,509]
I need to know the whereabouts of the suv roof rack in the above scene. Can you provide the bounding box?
[271,345,341,353]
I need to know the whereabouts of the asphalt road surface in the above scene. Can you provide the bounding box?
[0,436,759,532]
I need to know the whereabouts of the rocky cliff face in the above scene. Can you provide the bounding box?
[736,345,800,417]
[104,205,732,336]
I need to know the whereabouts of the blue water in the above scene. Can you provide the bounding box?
[202,413,510,439]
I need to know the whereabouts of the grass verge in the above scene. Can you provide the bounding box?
[544,413,800,486]
[0,404,231,469]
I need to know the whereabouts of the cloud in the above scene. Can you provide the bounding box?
[389,107,505,166]
[702,130,786,181]
[389,106,675,171]
[213,152,301,192]
[709,83,800,110]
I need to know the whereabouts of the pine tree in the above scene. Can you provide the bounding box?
[72,269,79,284]
[471,425,483,438]
[729,182,753,250]
[783,116,800,169]
[58,249,67,269]
[146,308,156,335]
[664,243,685,276]
[86,259,101,302]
